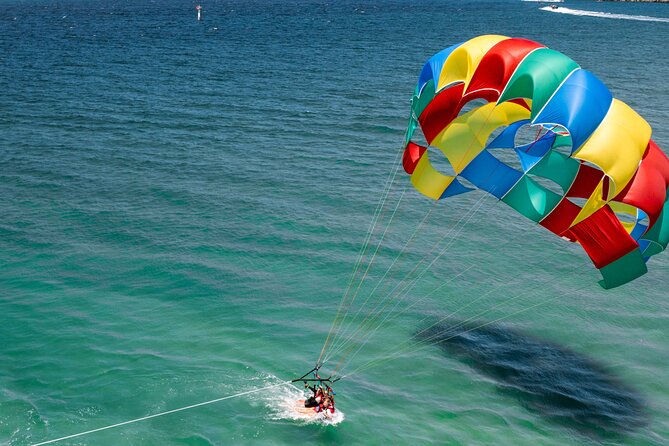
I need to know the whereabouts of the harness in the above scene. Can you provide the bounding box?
[293,366,338,413]
[292,366,339,392]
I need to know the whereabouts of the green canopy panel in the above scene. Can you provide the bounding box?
[598,249,648,289]
[502,175,563,222]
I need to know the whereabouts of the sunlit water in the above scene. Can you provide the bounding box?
[1,0,668,445]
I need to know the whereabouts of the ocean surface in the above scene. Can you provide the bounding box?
[2,0,668,445]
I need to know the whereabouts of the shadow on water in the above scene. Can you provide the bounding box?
[416,320,648,440]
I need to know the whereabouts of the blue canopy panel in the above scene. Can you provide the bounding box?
[631,221,649,242]
[486,119,530,149]
[417,42,463,95]
[460,149,523,199]
[532,69,613,154]
[514,133,556,172]
[439,177,474,199]
[638,239,652,262]
[626,208,648,242]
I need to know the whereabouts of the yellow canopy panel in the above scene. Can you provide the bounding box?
[569,100,651,227]
[431,101,531,174]
[437,35,509,91]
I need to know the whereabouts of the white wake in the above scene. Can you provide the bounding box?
[540,6,669,23]
[259,381,345,426]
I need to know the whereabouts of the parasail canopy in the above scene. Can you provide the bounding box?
[403,35,669,288]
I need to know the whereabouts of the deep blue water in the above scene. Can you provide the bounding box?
[1,1,668,445]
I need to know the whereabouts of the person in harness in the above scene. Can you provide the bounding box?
[315,394,335,417]
[293,366,339,417]
[303,383,324,408]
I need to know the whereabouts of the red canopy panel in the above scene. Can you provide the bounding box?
[418,83,465,144]
[539,199,580,240]
[566,162,604,199]
[539,163,605,238]
[568,205,639,269]
[459,89,500,107]
[418,38,540,146]
[403,141,427,174]
[614,139,669,227]
[418,86,518,145]
[465,38,544,101]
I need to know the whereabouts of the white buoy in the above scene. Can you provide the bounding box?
[196,5,202,21]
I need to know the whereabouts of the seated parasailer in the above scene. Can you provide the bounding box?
[293,367,338,417]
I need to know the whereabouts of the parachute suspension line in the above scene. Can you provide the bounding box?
[322,194,489,365]
[343,262,582,378]
[522,124,558,154]
[322,201,438,360]
[352,128,600,369]
[342,279,593,381]
[332,261,478,376]
[326,94,557,372]
[336,112,593,372]
[396,220,594,360]
[333,215,534,375]
[339,261,591,378]
[329,98,556,372]
[30,381,293,446]
[317,146,406,366]
[324,192,493,367]
[328,195,496,370]
[319,183,408,364]
[323,191,492,365]
[324,89,514,369]
[333,213,575,375]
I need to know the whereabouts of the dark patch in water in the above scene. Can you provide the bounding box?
[416,320,648,439]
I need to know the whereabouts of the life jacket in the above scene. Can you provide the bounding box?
[315,400,335,414]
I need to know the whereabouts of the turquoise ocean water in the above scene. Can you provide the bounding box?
[2,0,668,444]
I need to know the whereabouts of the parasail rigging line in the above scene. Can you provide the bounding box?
[328,221,564,375]
[332,195,596,377]
[321,200,438,361]
[321,102,527,369]
[317,144,406,366]
[348,206,590,366]
[341,279,593,380]
[338,262,592,379]
[323,191,493,366]
[330,198,586,370]
[341,250,591,376]
[322,195,486,364]
[319,183,408,366]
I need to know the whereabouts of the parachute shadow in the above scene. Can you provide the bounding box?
[415,320,648,439]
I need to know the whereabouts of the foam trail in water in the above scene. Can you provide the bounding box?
[259,380,345,426]
[540,6,669,23]
[522,0,563,3]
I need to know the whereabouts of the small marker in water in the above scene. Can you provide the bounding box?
[196,5,202,21]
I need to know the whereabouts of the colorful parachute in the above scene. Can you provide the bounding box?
[403,35,669,288]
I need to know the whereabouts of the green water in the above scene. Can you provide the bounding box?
[1,0,668,444]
